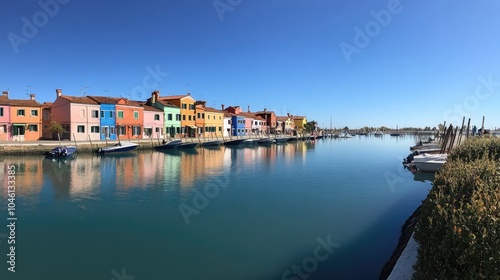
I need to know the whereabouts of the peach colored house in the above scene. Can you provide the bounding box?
[41,102,53,139]
[115,99,144,140]
[8,93,42,141]
[0,91,11,141]
[51,89,101,141]
[141,103,164,138]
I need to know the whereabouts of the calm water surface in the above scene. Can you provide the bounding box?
[0,136,431,280]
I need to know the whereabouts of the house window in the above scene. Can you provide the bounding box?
[0,107,3,117]
[182,115,186,121]
[117,111,124,118]
[17,109,25,116]
[91,126,100,133]
[154,114,160,121]
[31,110,38,116]
[227,120,230,124]
[93,110,100,118]
[182,103,187,109]
[167,114,173,121]
[29,125,38,131]
[188,115,191,121]
[155,127,160,133]
[207,115,210,120]
[118,126,126,135]
[218,126,222,132]
[109,111,114,119]
[144,128,152,137]
[197,113,200,118]
[110,127,115,135]
[190,104,195,110]
[132,126,141,136]
[77,125,85,133]
[202,113,205,119]
[43,112,49,120]
[176,114,181,121]
[133,111,139,119]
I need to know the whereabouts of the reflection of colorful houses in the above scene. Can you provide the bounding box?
[0,91,11,141]
[147,91,181,138]
[87,96,118,140]
[5,92,43,141]
[51,89,101,141]
[141,103,164,138]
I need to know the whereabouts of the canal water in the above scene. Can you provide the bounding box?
[0,136,431,280]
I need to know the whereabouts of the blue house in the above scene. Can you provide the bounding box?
[88,96,117,140]
[231,115,245,136]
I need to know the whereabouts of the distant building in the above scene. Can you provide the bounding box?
[87,96,118,140]
[0,91,43,141]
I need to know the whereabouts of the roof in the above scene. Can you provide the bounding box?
[156,99,179,108]
[159,94,195,101]
[141,104,163,112]
[276,116,290,121]
[42,102,53,109]
[204,106,224,113]
[293,116,306,120]
[256,110,275,115]
[60,95,99,105]
[6,99,42,107]
[0,95,9,105]
[87,96,120,104]
[238,112,256,119]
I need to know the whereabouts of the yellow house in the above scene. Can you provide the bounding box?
[203,106,224,138]
[160,94,196,137]
[293,116,307,133]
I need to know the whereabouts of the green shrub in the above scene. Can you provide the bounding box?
[413,157,500,280]
[448,137,500,163]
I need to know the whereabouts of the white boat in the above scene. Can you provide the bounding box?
[97,142,139,154]
[412,153,447,172]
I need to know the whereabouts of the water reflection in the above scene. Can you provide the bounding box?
[0,143,312,201]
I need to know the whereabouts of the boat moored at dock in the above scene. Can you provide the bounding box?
[97,142,139,155]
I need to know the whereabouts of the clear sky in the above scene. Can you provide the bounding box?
[2,0,500,129]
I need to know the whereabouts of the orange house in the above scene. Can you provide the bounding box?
[115,98,144,140]
[160,94,196,137]
[9,94,42,141]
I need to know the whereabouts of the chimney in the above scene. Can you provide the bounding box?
[2,91,8,98]
[287,113,290,118]
[187,92,191,96]
[30,94,35,101]
[264,108,267,112]
[221,104,225,110]
[56,89,62,97]
[152,90,159,104]
[248,105,250,113]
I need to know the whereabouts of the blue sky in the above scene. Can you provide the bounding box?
[2,0,500,129]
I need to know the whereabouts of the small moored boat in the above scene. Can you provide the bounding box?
[177,142,198,149]
[201,140,222,147]
[47,146,77,158]
[155,140,182,150]
[97,142,138,154]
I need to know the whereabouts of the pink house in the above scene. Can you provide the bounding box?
[51,89,101,141]
[0,91,11,141]
[141,104,164,138]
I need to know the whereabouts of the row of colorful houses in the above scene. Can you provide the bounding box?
[0,89,308,141]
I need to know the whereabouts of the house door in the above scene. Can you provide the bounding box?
[102,126,110,139]
[13,125,25,141]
